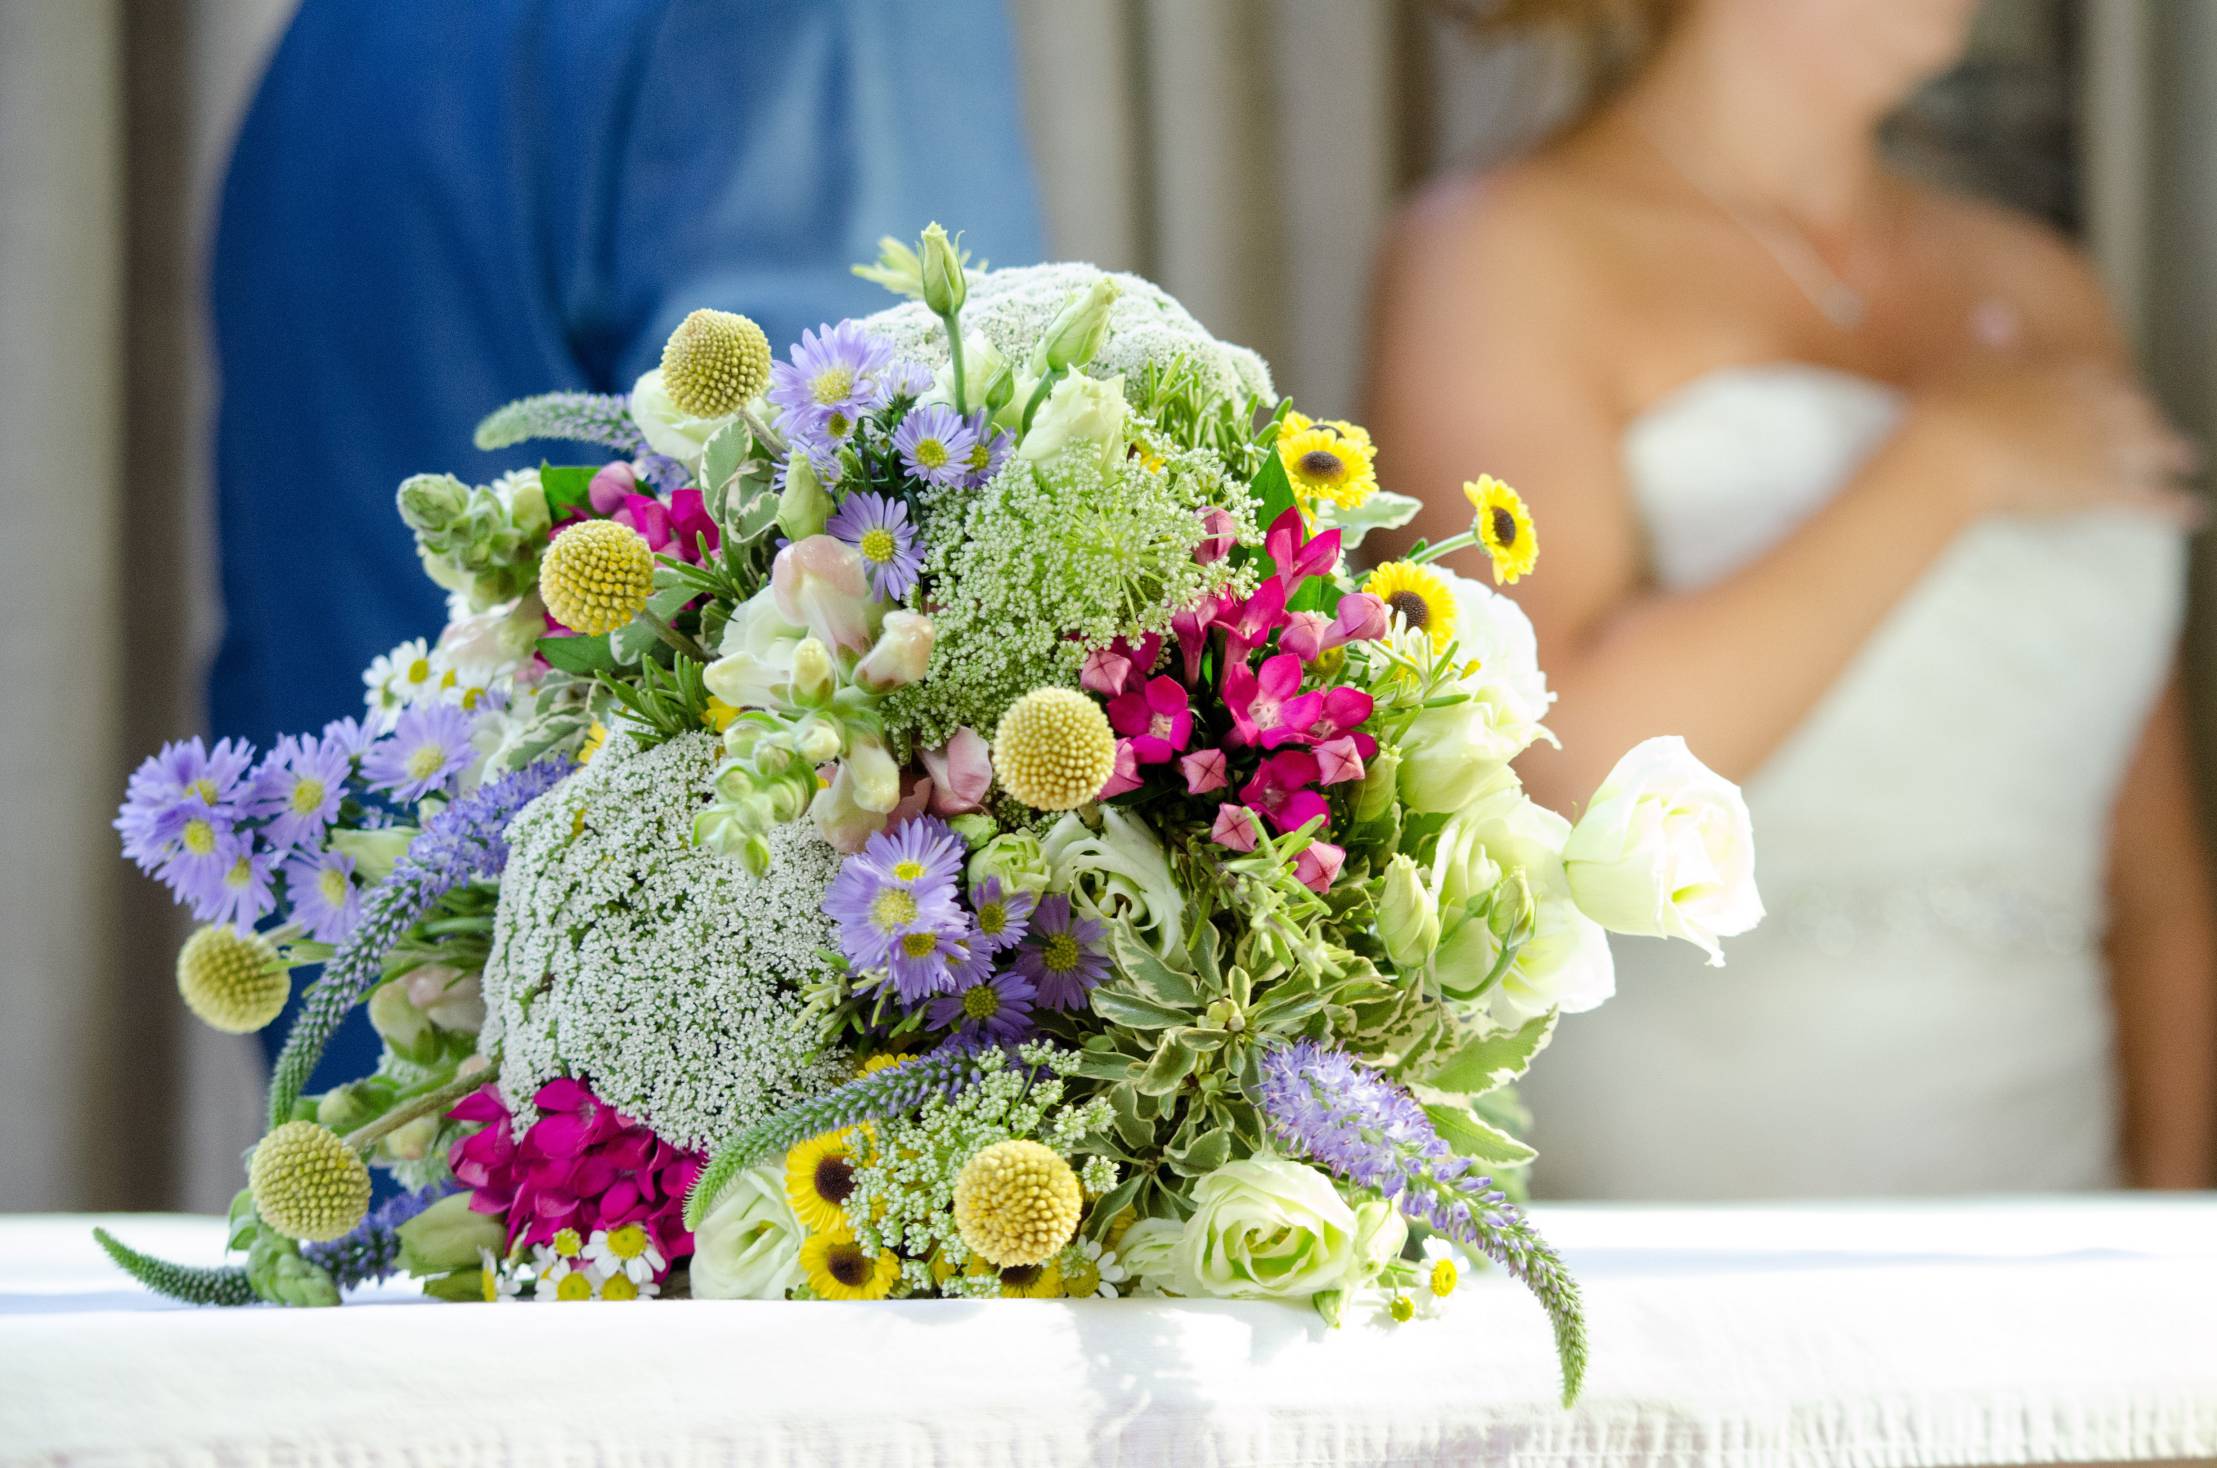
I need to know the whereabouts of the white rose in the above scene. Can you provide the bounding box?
[1431,782,1615,1021]
[1114,1217,1184,1293]
[689,1163,807,1300]
[1172,1156,1361,1300]
[1440,571,1556,758]
[1017,372,1127,475]
[629,367,737,466]
[1347,1197,1409,1289]
[1041,806,1184,958]
[1564,735,1762,966]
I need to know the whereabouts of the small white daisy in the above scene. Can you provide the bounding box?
[537,1255,599,1302]
[1070,1237,1127,1298]
[583,1223,666,1286]
[478,1248,525,1303]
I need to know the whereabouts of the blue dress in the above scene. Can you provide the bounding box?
[210,0,1043,1082]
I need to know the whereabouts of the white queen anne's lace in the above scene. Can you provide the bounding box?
[480,731,849,1150]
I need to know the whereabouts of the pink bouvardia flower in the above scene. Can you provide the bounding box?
[1107,676,1193,764]
[1314,734,1367,786]
[1211,803,1262,853]
[1277,611,1332,665]
[1281,593,1389,662]
[588,462,638,514]
[1225,653,1316,749]
[611,489,719,565]
[1097,739,1145,800]
[1173,590,1234,684]
[1293,839,1346,894]
[1179,746,1229,795]
[1263,507,1341,588]
[1302,687,1379,757]
[1215,577,1290,661]
[448,1078,702,1273]
[1241,749,1330,835]
[1080,646,1132,698]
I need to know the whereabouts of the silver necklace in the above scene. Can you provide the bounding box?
[1637,119,1871,332]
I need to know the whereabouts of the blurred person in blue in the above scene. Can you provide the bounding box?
[210,0,1043,1084]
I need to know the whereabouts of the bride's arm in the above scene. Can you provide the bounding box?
[1362,185,2197,812]
[2104,679,2217,1188]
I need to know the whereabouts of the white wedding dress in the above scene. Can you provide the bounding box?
[1522,362,2188,1198]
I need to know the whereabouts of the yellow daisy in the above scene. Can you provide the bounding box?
[968,1257,1065,1299]
[784,1129,864,1238]
[801,1232,898,1301]
[1276,411,1378,510]
[1362,560,1459,653]
[1463,474,1537,585]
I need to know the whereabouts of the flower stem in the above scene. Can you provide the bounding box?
[943,312,969,414]
[1019,367,1062,433]
[640,609,711,664]
[1406,529,1477,567]
[740,406,786,460]
[342,1061,497,1154]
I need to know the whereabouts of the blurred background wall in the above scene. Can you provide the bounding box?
[2,0,2213,1210]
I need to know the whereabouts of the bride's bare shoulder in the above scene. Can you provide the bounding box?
[1903,182,2123,354]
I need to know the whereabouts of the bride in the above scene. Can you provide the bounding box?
[1367,0,2215,1194]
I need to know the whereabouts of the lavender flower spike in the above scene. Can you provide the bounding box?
[264,757,572,1129]
[472,391,647,456]
[1256,1041,1589,1406]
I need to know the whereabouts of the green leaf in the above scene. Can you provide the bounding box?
[1088,985,1192,1032]
[1116,941,1202,1009]
[1239,449,1298,581]
[700,422,751,504]
[728,486,781,545]
[1085,1172,1148,1239]
[611,585,695,665]
[1318,489,1422,553]
[1136,1030,1202,1096]
[1247,983,1327,1034]
[1166,1124,1232,1178]
[536,632,615,677]
[1421,1010,1558,1096]
[539,464,599,520]
[1422,1100,1538,1166]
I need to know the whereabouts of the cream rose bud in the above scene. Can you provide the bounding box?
[1017,372,1128,475]
[628,367,733,466]
[1564,735,1762,966]
[1439,570,1556,758]
[1396,702,1521,815]
[1347,1196,1409,1288]
[1376,854,1441,971]
[690,1163,808,1300]
[1172,1156,1362,1301]
[1114,1217,1184,1292]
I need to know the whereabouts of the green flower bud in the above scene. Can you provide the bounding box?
[329,825,418,884]
[1353,748,1402,828]
[1377,854,1441,973]
[776,454,833,541]
[919,222,967,317]
[420,1269,489,1303]
[376,1114,441,1164]
[247,1231,341,1308]
[789,637,836,704]
[395,473,470,535]
[314,1077,394,1134]
[367,980,432,1056]
[968,831,1053,898]
[396,1193,506,1276]
[948,812,998,849]
[1033,277,1122,374]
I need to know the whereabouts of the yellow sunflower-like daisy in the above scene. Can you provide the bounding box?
[1362,560,1459,653]
[1276,411,1378,510]
[1463,474,1537,585]
[966,1256,1065,1299]
[784,1129,864,1238]
[801,1232,899,1301]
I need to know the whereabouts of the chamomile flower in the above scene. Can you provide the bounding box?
[583,1223,666,1285]
[801,1232,898,1300]
[1060,1236,1127,1298]
[1463,474,1537,585]
[362,638,437,726]
[479,1248,524,1302]
[538,1255,598,1302]
[595,1271,660,1302]
[1361,560,1458,653]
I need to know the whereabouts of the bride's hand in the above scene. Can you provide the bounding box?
[1907,357,2204,527]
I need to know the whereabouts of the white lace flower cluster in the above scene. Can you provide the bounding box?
[844,1045,1114,1298]
[480,731,851,1150]
[859,262,1274,409]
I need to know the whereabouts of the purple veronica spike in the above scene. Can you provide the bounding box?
[1255,1041,1589,1406]
[1008,894,1109,1012]
[264,757,572,1129]
[825,490,923,601]
[301,1185,454,1290]
[891,403,979,489]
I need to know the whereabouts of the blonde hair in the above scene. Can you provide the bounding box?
[1439,0,1680,117]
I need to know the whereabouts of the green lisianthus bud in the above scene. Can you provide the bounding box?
[397,1193,506,1276]
[968,831,1053,898]
[395,473,470,535]
[367,980,432,1056]
[1377,854,1441,973]
[919,222,967,317]
[1352,747,1401,827]
[247,1231,341,1308]
[948,812,998,849]
[1033,277,1122,374]
[776,454,833,541]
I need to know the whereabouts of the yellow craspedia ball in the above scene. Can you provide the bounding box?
[661,308,771,418]
[539,518,655,636]
[176,924,290,1034]
[248,1121,371,1243]
[952,1139,1083,1269]
[992,688,1116,812]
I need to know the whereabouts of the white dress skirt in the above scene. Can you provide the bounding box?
[1522,362,2188,1198]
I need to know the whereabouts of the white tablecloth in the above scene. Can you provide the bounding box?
[2,1198,2212,1467]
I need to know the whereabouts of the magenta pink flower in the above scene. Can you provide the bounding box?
[1314,734,1366,786]
[1173,590,1234,684]
[1179,747,1229,795]
[1293,839,1346,894]
[1097,739,1145,800]
[1305,687,1378,754]
[611,488,719,565]
[1225,653,1317,749]
[1215,577,1290,661]
[1278,611,1332,664]
[1280,594,1389,662]
[1081,633,1163,697]
[1211,803,1262,852]
[1107,676,1193,764]
[1194,506,1239,564]
[448,1078,702,1271]
[1263,507,1341,588]
[1240,750,1330,835]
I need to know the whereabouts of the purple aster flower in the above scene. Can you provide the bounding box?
[967,877,1034,955]
[284,847,364,944]
[825,490,922,601]
[362,703,477,804]
[115,736,255,871]
[1008,895,1110,1012]
[891,403,979,489]
[768,321,895,444]
[960,410,1013,488]
[158,824,246,918]
[204,842,282,931]
[822,816,966,976]
[927,962,1037,1043]
[885,914,972,1003]
[1255,1041,1589,1406]
[877,358,935,405]
[248,734,352,852]
[319,716,377,761]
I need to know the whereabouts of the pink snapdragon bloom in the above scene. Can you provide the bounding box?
[1224,653,1318,749]
[1107,676,1193,764]
[1211,803,1262,852]
[1097,740,1145,800]
[1179,747,1229,795]
[1194,506,1239,564]
[772,535,875,654]
[919,727,993,816]
[1263,507,1341,588]
[1240,750,1330,835]
[1172,591,1233,684]
[449,1078,702,1271]
[1293,839,1346,894]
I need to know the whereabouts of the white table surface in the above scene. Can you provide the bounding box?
[1,1198,2212,1468]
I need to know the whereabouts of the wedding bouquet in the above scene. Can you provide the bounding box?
[99,224,1759,1404]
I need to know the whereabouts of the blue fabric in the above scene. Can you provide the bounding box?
[210,0,1042,1080]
